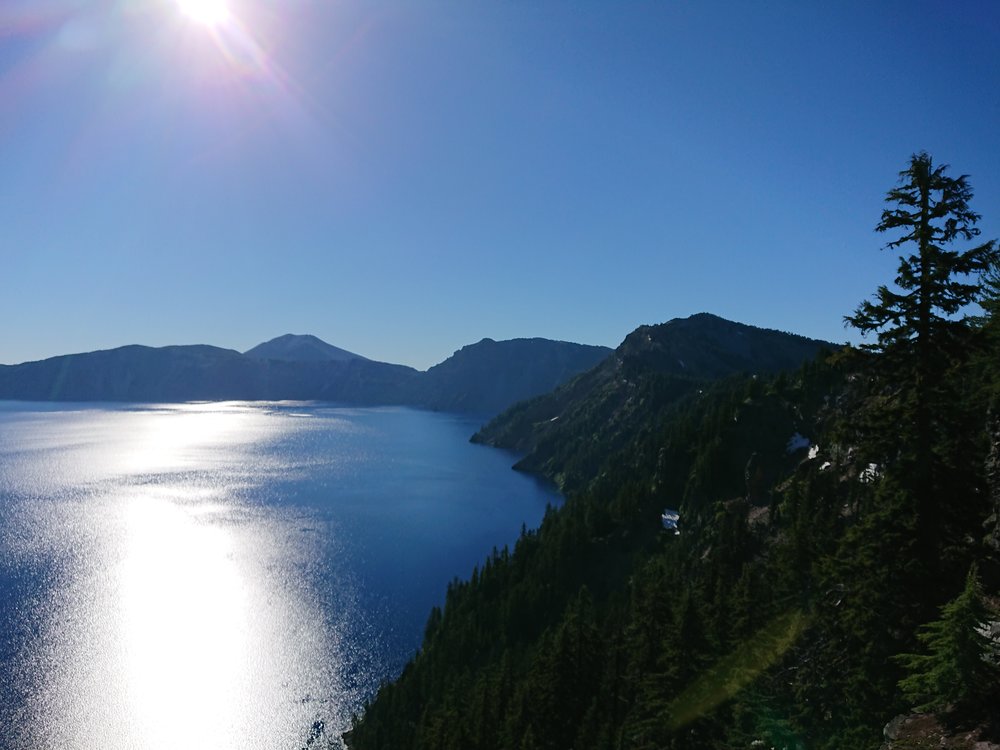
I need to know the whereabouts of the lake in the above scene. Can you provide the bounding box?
[0,401,556,749]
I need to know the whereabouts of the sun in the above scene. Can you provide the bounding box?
[175,0,232,28]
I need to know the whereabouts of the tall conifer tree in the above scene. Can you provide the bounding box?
[847,151,995,359]
[846,153,997,572]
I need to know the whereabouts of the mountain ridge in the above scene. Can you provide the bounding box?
[473,313,838,490]
[0,333,612,417]
[0,316,834,422]
[0,343,416,404]
[412,337,613,415]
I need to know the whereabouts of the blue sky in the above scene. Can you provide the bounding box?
[2,1,998,369]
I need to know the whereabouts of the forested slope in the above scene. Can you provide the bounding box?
[348,340,1000,749]
[346,154,1000,750]
[472,313,834,493]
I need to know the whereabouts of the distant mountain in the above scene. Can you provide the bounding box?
[0,335,610,416]
[244,334,368,363]
[409,338,612,415]
[0,344,416,403]
[0,317,828,420]
[473,313,837,489]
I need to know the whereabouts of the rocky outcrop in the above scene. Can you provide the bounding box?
[882,714,1000,750]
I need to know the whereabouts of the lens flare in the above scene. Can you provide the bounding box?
[176,0,231,28]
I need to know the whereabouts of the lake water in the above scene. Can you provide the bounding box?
[0,401,556,749]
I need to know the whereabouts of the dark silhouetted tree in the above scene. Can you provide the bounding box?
[846,151,996,361]
[845,153,997,575]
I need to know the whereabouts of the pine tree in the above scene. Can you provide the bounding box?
[845,152,997,575]
[846,151,996,361]
[845,152,996,457]
[895,565,999,715]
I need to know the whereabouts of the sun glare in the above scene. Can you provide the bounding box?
[176,0,232,28]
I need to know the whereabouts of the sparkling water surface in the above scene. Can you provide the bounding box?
[0,401,555,749]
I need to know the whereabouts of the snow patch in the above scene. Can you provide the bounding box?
[661,509,681,535]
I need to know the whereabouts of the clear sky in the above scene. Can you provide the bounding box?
[2,1,998,370]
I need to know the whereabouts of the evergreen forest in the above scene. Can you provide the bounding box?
[344,153,1000,750]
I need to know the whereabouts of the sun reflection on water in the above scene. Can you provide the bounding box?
[118,403,264,474]
[120,493,248,749]
[0,400,549,749]
[0,403,350,750]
